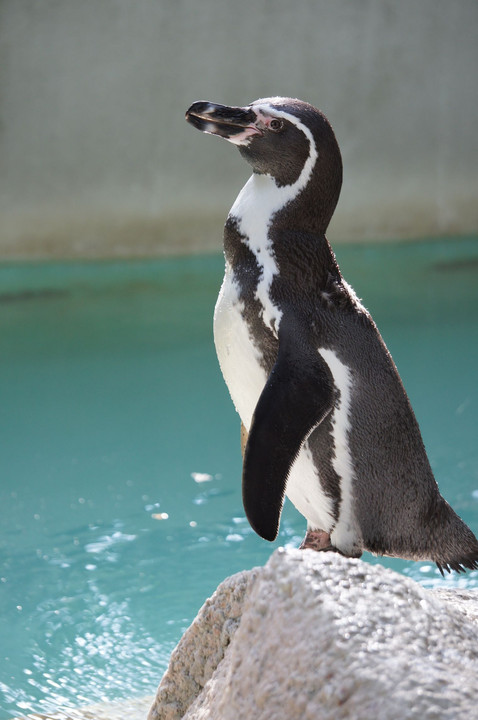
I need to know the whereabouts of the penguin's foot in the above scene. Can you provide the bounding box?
[299,530,333,552]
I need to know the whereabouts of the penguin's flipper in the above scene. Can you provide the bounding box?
[242,313,334,541]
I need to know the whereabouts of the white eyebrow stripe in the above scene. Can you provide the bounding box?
[250,101,319,203]
[252,102,318,168]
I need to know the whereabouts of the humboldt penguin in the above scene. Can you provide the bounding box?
[185,96,478,574]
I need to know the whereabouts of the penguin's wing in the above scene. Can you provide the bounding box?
[242,312,334,541]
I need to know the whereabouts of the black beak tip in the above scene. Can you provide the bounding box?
[185,113,205,131]
[185,100,210,119]
[185,100,259,139]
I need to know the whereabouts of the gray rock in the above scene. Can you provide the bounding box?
[148,567,260,720]
[148,548,478,720]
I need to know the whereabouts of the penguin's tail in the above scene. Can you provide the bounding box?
[426,497,478,576]
[435,553,478,576]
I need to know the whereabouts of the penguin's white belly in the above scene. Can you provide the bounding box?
[213,268,267,430]
[214,267,336,534]
[286,443,336,532]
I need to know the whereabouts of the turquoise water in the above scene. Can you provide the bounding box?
[1,237,478,719]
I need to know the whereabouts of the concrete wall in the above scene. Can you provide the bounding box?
[1,0,477,259]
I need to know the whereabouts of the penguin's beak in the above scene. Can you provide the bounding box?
[185,101,263,145]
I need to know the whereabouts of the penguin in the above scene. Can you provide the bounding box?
[185,96,478,574]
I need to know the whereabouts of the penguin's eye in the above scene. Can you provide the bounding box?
[269,119,284,132]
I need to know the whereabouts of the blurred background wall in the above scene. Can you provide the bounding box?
[1,0,477,259]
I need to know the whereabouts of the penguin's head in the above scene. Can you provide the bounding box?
[186,97,342,227]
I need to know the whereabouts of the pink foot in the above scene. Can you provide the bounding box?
[299,529,333,552]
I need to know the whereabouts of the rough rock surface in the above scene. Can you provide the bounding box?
[148,567,260,720]
[148,548,478,720]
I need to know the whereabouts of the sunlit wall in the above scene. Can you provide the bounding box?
[1,0,477,258]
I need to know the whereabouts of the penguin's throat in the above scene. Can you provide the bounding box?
[227,176,285,335]
[226,124,321,333]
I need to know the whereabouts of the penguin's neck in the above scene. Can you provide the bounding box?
[228,172,298,249]
[227,172,339,281]
[224,172,340,333]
